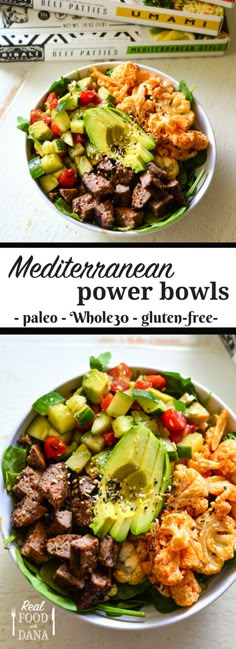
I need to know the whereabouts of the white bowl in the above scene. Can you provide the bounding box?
[1,369,235,629]
[26,62,216,238]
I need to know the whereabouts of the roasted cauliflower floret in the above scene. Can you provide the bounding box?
[166,465,209,517]
[169,570,201,607]
[114,539,148,585]
[196,509,236,574]
[211,439,236,484]
[205,409,229,452]
[188,444,220,476]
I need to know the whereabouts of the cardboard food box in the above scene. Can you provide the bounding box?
[0,7,230,61]
[0,0,226,36]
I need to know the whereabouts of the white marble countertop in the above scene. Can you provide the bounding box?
[0,9,236,243]
[0,334,236,648]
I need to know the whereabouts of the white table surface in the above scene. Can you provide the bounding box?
[0,10,236,243]
[0,334,236,648]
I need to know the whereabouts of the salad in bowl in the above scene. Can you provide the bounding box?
[17,62,215,235]
[1,353,235,626]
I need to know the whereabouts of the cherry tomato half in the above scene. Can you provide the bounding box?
[45,91,58,110]
[161,408,187,433]
[50,122,61,136]
[73,133,85,145]
[30,109,51,125]
[100,393,113,411]
[135,380,152,390]
[169,424,195,444]
[58,168,76,188]
[74,420,94,433]
[44,436,68,459]
[144,375,167,390]
[110,379,129,393]
[79,89,100,106]
[103,430,116,446]
[109,363,132,381]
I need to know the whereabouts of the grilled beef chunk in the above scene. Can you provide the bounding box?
[76,476,97,499]
[47,510,72,537]
[82,173,113,201]
[132,183,152,209]
[54,563,85,591]
[98,536,120,569]
[71,498,94,528]
[149,195,174,219]
[70,534,99,578]
[96,158,117,176]
[139,169,155,189]
[21,521,49,564]
[27,444,46,471]
[47,534,81,560]
[112,163,135,187]
[11,496,47,528]
[76,573,112,610]
[166,180,187,207]
[12,466,42,500]
[115,207,143,229]
[18,434,32,447]
[94,200,115,229]
[72,194,95,221]
[59,188,80,204]
[147,162,168,181]
[48,192,58,202]
[114,184,131,206]
[38,463,69,510]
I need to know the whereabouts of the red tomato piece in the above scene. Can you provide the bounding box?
[58,168,76,188]
[135,380,152,390]
[103,430,116,446]
[110,379,129,393]
[109,363,132,381]
[73,133,85,145]
[91,404,101,415]
[44,436,67,459]
[100,393,113,411]
[79,89,100,106]
[51,122,61,136]
[74,420,94,433]
[144,375,167,390]
[45,91,58,109]
[30,109,44,124]
[161,408,187,432]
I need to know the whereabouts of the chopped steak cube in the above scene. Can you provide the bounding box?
[98,536,120,568]
[12,466,42,500]
[76,573,112,610]
[27,444,46,471]
[132,183,152,209]
[59,188,80,204]
[54,563,85,591]
[21,521,49,564]
[72,498,94,528]
[47,534,81,560]
[147,162,168,181]
[149,195,174,219]
[11,496,47,528]
[70,534,99,578]
[38,463,69,510]
[82,173,113,201]
[139,170,155,189]
[115,207,143,230]
[112,164,135,186]
[72,194,95,221]
[76,476,97,499]
[96,158,117,176]
[47,510,72,537]
[94,200,114,229]
[114,184,131,206]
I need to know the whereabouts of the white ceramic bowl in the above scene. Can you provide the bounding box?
[1,369,235,629]
[26,62,216,238]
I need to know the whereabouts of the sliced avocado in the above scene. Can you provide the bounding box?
[130,440,168,535]
[90,501,116,538]
[106,424,149,481]
[82,368,110,404]
[124,430,159,489]
[109,509,134,542]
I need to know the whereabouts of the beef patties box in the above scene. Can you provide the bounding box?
[0,7,230,61]
[0,0,226,35]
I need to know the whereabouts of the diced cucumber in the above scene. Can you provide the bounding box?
[85,141,100,163]
[65,443,91,472]
[28,156,44,179]
[26,415,52,441]
[61,130,74,147]
[39,174,59,193]
[91,412,113,435]
[34,140,44,156]
[69,108,85,120]
[86,448,111,476]
[48,402,75,434]
[42,140,55,155]
[48,428,73,445]
[32,391,65,416]
[176,432,204,459]
[54,440,78,462]
[57,95,79,111]
[75,155,93,176]
[70,119,84,134]
[51,111,71,133]
[53,139,67,154]
[66,394,86,415]
[98,86,115,104]
[74,405,95,428]
[28,120,53,142]
[132,389,166,415]
[77,76,92,90]
[41,153,64,174]
[112,415,133,438]
[185,402,209,426]
[131,410,159,435]
[106,391,134,418]
[161,438,178,462]
[81,432,105,453]
[72,429,82,444]
[69,143,85,160]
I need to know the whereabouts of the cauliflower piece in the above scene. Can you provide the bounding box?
[154,155,179,179]
[205,409,228,452]
[207,475,236,516]
[196,509,236,574]
[153,547,182,586]
[166,464,209,517]
[211,439,236,484]
[170,570,201,607]
[188,444,220,476]
[114,539,148,585]
[151,512,203,585]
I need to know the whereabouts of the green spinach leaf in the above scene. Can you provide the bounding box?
[178,80,194,106]
[160,371,198,399]
[47,76,69,97]
[17,116,29,133]
[89,352,111,371]
[2,446,27,492]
